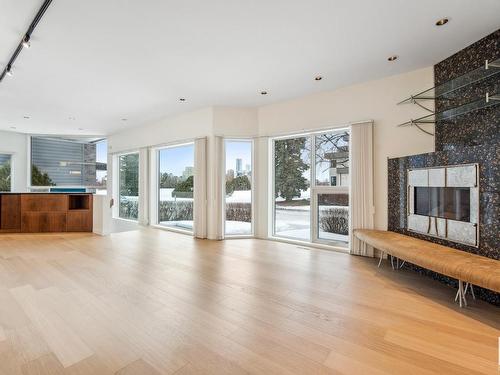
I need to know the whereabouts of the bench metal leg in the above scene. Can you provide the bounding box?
[464,282,476,300]
[377,251,384,267]
[455,280,467,308]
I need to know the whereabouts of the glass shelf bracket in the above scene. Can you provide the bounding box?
[398,59,500,105]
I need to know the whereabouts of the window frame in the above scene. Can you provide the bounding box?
[28,135,107,191]
[270,127,350,252]
[223,138,255,238]
[115,151,140,222]
[151,141,195,235]
[0,152,13,192]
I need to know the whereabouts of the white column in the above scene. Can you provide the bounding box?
[138,147,149,226]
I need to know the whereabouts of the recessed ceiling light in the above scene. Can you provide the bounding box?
[387,55,398,62]
[68,116,76,120]
[23,115,30,119]
[10,126,16,129]
[315,76,323,81]
[435,18,449,26]
[78,128,84,131]
[179,98,186,102]
[260,91,268,95]
[121,118,128,121]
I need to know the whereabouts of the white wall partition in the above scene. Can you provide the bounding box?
[193,137,207,239]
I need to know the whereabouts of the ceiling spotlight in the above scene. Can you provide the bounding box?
[260,91,268,95]
[435,18,449,26]
[387,55,398,62]
[179,98,186,102]
[22,35,31,48]
[6,65,13,76]
[315,76,323,81]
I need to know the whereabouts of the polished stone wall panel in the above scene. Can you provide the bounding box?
[387,29,499,305]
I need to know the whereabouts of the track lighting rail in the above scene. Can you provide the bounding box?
[0,0,53,83]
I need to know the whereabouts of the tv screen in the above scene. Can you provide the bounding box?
[414,187,470,222]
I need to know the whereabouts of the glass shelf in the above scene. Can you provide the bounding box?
[398,59,500,104]
[398,93,500,127]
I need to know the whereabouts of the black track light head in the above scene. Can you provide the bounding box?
[22,35,31,49]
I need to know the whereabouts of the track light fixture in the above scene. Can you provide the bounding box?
[0,0,53,83]
[22,35,31,49]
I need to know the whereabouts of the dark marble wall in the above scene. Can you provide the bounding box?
[387,29,500,305]
[434,29,500,151]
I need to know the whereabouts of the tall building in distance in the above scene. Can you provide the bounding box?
[235,158,243,176]
[182,166,194,180]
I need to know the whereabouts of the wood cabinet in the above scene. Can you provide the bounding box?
[67,211,93,232]
[21,212,67,233]
[0,194,21,232]
[0,193,93,233]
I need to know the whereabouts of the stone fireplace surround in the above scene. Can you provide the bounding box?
[387,29,499,305]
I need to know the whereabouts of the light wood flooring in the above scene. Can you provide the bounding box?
[0,228,498,374]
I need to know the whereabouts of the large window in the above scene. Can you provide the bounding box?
[30,136,107,189]
[224,140,253,236]
[0,154,12,192]
[118,153,139,220]
[273,136,311,241]
[157,143,194,232]
[272,129,350,248]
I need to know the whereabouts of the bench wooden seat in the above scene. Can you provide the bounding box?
[353,229,500,305]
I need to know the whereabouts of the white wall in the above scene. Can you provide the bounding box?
[0,130,28,192]
[108,107,214,153]
[213,107,258,137]
[257,66,435,231]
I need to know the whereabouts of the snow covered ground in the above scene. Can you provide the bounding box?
[130,189,347,244]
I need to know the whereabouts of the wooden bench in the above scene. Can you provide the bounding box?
[353,229,500,307]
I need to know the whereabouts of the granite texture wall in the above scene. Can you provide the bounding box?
[387,29,500,305]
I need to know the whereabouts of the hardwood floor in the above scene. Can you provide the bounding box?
[0,228,498,374]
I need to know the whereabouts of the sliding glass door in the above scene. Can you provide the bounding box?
[224,140,253,236]
[157,143,195,232]
[272,129,350,248]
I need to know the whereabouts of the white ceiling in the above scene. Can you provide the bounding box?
[0,0,499,135]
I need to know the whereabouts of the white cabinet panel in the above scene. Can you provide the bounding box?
[428,217,446,237]
[447,165,477,187]
[447,220,477,246]
[470,187,479,224]
[408,169,428,186]
[429,168,445,187]
[408,214,429,234]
